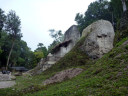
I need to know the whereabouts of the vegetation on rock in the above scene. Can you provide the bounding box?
[0,0,128,96]
[0,27,128,96]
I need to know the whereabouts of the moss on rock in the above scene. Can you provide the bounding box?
[43,36,90,74]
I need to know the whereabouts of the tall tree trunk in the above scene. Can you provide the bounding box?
[121,0,127,12]
[6,40,15,70]
[112,12,114,27]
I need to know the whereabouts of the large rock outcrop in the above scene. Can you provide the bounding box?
[82,20,115,59]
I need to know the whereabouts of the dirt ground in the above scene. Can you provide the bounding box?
[43,68,83,85]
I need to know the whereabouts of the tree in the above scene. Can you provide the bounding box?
[75,1,112,33]
[5,10,22,70]
[48,40,59,52]
[32,51,44,67]
[0,8,6,56]
[98,0,104,3]
[121,0,127,12]
[110,0,123,23]
[0,8,6,37]
[35,43,48,58]
[0,31,9,67]
[0,8,36,69]
[37,43,44,48]
[48,29,64,52]
[49,29,64,43]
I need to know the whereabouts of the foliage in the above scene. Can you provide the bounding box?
[5,10,22,69]
[114,27,128,45]
[75,0,128,33]
[1,29,128,96]
[110,0,123,28]
[48,29,64,52]
[35,43,48,58]
[115,37,128,47]
[0,8,35,69]
[49,29,64,43]
[30,43,48,68]
[48,40,60,52]
[75,1,112,33]
[0,8,6,37]
[1,1,128,96]
[0,31,35,68]
[0,8,6,57]
[5,10,22,40]
[34,51,44,62]
[46,36,90,73]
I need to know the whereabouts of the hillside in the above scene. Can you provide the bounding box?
[1,1,128,96]
[26,35,128,96]
[0,25,128,95]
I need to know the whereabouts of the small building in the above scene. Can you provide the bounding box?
[11,67,28,72]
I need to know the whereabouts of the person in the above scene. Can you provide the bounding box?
[1,67,10,74]
[2,70,6,74]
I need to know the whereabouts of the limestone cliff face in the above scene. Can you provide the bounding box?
[64,25,80,46]
[52,25,80,58]
[25,20,115,75]
[82,20,115,59]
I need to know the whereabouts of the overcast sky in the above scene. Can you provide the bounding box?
[0,0,96,51]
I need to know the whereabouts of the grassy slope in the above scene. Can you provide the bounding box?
[0,32,128,96]
[25,37,128,96]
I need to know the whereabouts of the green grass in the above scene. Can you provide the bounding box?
[24,41,128,96]
[0,33,128,96]
[0,36,89,96]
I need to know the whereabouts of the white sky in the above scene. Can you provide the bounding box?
[0,0,96,51]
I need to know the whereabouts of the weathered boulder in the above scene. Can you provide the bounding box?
[0,73,16,81]
[82,20,115,59]
[43,68,83,85]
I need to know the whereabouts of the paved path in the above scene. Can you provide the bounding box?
[0,81,16,88]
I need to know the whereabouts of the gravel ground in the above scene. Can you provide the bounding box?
[0,81,16,88]
[0,72,16,88]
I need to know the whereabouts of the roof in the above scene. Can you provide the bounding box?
[51,40,72,54]
[11,67,28,71]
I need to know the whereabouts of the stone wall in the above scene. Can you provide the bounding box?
[64,25,80,46]
[53,42,73,58]
[53,25,80,58]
